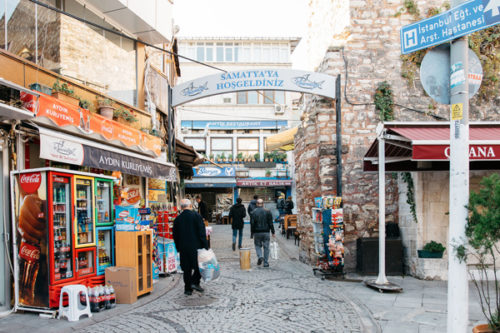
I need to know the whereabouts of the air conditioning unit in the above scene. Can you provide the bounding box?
[181,127,189,134]
[274,104,285,114]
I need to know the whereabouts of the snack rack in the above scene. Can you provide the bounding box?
[312,196,344,280]
[154,208,178,275]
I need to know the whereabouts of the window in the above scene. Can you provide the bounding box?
[184,138,206,152]
[248,91,258,104]
[206,43,214,61]
[234,43,240,62]
[263,91,285,104]
[238,137,259,158]
[241,43,251,62]
[263,91,274,104]
[225,43,233,62]
[196,43,205,61]
[237,91,259,104]
[237,92,247,104]
[216,43,224,62]
[211,137,232,158]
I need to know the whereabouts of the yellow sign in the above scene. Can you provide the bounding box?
[452,103,463,120]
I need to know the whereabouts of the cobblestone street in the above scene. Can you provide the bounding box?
[78,225,367,333]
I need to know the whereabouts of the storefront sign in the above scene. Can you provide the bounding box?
[181,120,288,130]
[172,69,336,107]
[19,172,42,194]
[236,179,293,187]
[193,166,235,177]
[21,92,162,157]
[40,133,177,180]
[414,144,500,160]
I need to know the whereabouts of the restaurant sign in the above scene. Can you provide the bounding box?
[414,144,500,160]
[40,133,177,180]
[236,179,293,187]
[21,92,162,157]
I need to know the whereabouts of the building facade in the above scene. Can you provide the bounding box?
[176,37,301,218]
[294,0,500,276]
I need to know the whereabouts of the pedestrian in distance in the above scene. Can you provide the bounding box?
[173,199,208,296]
[276,193,285,216]
[229,197,246,251]
[250,199,275,268]
[247,195,258,216]
[195,195,209,222]
[285,196,294,215]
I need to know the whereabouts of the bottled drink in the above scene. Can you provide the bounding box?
[108,285,116,308]
[89,287,100,312]
[103,285,111,309]
[98,286,105,310]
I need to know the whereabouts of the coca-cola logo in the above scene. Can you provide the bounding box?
[19,172,42,194]
[19,241,40,263]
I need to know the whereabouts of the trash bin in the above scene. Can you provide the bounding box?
[239,248,251,270]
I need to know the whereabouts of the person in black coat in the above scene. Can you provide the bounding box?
[229,197,246,251]
[173,199,208,296]
[247,195,258,216]
[196,195,209,221]
[285,196,294,215]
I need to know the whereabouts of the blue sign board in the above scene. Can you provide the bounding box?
[193,166,235,177]
[181,120,288,130]
[401,0,500,54]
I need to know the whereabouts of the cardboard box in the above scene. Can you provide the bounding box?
[105,266,137,304]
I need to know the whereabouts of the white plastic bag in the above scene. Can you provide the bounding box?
[270,240,279,260]
[197,249,220,282]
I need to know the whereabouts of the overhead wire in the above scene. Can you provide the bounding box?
[28,0,227,73]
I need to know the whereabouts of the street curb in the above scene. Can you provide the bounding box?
[342,287,382,333]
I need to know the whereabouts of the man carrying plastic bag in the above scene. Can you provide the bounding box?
[197,248,220,282]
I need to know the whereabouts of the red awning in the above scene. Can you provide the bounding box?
[364,122,500,172]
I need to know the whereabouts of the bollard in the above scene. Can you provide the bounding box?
[239,248,251,270]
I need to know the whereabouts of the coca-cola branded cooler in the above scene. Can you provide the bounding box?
[11,168,115,312]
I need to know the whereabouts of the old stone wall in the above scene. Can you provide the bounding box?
[295,0,499,272]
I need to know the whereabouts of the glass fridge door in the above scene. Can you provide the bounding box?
[96,181,112,225]
[76,248,95,278]
[52,175,74,282]
[97,229,112,274]
[75,178,94,246]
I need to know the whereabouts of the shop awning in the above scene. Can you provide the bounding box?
[176,139,203,179]
[265,127,298,151]
[363,122,500,172]
[184,178,236,188]
[38,127,177,181]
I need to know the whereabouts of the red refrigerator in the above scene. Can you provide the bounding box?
[11,168,113,312]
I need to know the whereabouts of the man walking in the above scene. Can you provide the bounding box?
[247,195,258,216]
[285,196,294,215]
[250,199,275,268]
[229,197,246,251]
[196,195,209,222]
[173,199,208,295]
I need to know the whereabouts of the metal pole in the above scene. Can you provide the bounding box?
[375,132,388,285]
[447,4,469,330]
[335,74,342,197]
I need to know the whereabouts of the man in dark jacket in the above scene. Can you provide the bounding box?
[250,199,275,267]
[247,195,258,216]
[196,195,209,222]
[285,196,294,215]
[173,199,208,295]
[229,197,246,251]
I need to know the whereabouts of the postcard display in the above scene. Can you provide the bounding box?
[312,197,344,274]
[11,168,115,311]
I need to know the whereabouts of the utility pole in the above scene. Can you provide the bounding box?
[447,1,469,332]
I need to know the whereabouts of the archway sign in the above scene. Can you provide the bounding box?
[172,68,336,107]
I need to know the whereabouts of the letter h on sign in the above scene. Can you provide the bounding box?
[404,29,418,49]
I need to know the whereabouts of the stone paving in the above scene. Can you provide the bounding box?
[78,225,367,333]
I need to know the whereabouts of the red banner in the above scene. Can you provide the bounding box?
[21,93,162,157]
[236,179,293,187]
[413,144,500,160]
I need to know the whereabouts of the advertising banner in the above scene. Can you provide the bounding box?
[21,93,162,157]
[13,172,50,308]
[236,179,293,187]
[193,166,235,177]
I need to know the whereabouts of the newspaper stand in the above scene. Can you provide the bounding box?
[312,196,345,280]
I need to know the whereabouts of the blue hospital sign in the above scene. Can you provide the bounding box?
[401,0,500,54]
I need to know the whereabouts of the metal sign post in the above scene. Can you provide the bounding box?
[447,9,470,332]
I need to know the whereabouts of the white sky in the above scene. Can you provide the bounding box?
[173,0,307,38]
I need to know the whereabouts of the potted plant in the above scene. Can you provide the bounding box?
[98,98,115,119]
[237,152,243,162]
[113,106,138,124]
[221,152,226,162]
[456,174,500,333]
[78,98,92,111]
[52,79,79,106]
[228,153,233,162]
[264,152,270,162]
[254,153,260,162]
[418,241,446,258]
[265,169,271,177]
[282,152,288,163]
[209,153,214,161]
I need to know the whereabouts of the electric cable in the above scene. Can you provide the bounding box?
[28,0,227,73]
[340,47,447,121]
